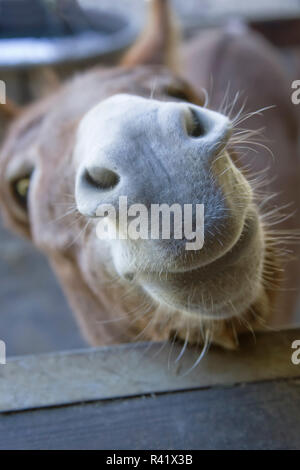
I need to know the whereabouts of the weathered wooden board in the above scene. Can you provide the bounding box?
[0,380,300,450]
[1,328,300,413]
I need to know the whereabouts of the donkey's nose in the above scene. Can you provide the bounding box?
[83,167,120,191]
[76,165,121,217]
[74,95,232,218]
[183,105,231,154]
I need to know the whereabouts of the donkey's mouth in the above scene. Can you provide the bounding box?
[137,207,264,319]
[139,206,258,279]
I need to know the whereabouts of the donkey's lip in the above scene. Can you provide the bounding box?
[138,209,258,280]
[138,211,261,319]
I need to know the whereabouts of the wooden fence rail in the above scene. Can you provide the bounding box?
[0,328,300,449]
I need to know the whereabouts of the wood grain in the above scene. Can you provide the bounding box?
[0,380,300,449]
[1,328,300,413]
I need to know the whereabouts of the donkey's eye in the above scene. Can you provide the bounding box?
[165,84,205,107]
[12,176,31,210]
[166,85,190,102]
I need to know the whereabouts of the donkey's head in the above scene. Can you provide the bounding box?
[0,1,276,349]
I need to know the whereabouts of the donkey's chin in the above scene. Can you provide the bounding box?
[138,206,265,321]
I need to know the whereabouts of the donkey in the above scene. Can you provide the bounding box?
[0,0,299,351]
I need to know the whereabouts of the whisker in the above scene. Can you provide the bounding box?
[175,324,189,363]
[180,332,210,377]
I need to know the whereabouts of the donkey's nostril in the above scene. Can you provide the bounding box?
[183,106,231,155]
[84,167,120,191]
[185,108,207,138]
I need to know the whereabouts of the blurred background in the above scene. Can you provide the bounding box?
[1,0,300,357]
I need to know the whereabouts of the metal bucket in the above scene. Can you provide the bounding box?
[0,0,139,102]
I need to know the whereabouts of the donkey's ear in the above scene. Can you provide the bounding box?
[121,0,177,68]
